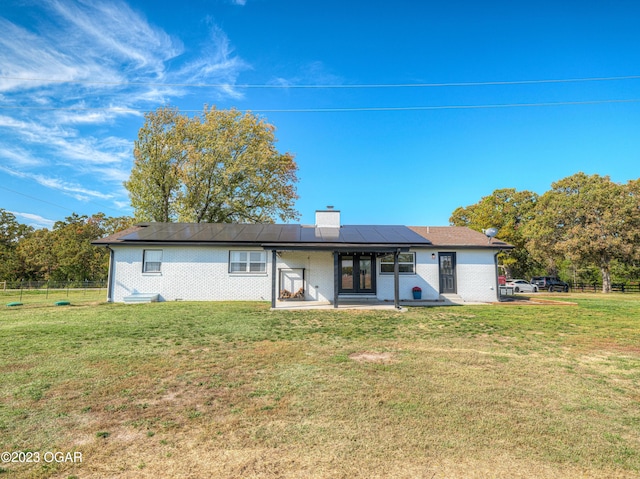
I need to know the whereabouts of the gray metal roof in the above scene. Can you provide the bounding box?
[94,222,432,249]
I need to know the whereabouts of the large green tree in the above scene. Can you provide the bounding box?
[0,209,33,280]
[16,228,57,280]
[450,188,539,278]
[524,173,639,292]
[125,105,299,223]
[51,214,114,281]
[13,213,134,282]
[125,106,187,222]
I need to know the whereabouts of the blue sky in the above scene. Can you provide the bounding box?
[1,0,639,229]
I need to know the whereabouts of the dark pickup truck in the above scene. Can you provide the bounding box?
[530,276,569,292]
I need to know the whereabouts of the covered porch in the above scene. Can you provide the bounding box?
[266,246,414,310]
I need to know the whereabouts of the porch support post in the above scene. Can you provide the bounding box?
[271,249,277,309]
[106,246,114,303]
[394,248,400,310]
[333,251,339,308]
[494,251,501,302]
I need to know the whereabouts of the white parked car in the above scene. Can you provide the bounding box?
[505,279,538,293]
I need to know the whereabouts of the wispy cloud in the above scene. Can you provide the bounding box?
[0,114,130,166]
[176,24,250,99]
[52,106,140,125]
[9,211,56,229]
[0,115,73,142]
[47,0,182,79]
[269,60,342,87]
[0,1,248,107]
[0,18,96,92]
[0,0,250,218]
[0,146,44,167]
[0,166,114,201]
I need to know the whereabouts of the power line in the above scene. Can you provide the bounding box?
[250,98,640,112]
[0,185,75,212]
[0,175,124,215]
[2,74,640,89]
[1,98,639,113]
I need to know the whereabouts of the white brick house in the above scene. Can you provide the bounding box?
[93,209,512,307]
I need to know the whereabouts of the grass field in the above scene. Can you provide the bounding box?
[1,294,639,478]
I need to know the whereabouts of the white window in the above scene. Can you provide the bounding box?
[143,249,163,273]
[229,251,266,273]
[380,252,415,274]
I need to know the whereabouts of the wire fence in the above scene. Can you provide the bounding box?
[2,281,107,306]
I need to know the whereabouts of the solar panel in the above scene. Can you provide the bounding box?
[115,222,431,246]
[278,225,301,242]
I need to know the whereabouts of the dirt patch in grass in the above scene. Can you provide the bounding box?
[348,351,396,363]
[578,338,640,355]
[495,297,578,306]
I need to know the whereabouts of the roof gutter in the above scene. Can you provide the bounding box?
[260,244,414,252]
[93,240,511,250]
[94,241,418,252]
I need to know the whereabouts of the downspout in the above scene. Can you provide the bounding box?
[494,251,501,302]
[271,249,277,309]
[394,248,400,310]
[106,246,114,303]
[333,251,339,308]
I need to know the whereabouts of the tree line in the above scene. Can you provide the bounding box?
[0,211,132,282]
[450,172,640,292]
[1,172,638,289]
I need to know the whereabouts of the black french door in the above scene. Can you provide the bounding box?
[339,254,376,294]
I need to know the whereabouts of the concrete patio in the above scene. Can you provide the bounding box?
[273,295,491,311]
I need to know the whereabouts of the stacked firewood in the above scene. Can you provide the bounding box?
[280,287,304,299]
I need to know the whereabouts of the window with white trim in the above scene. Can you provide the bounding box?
[229,251,267,273]
[380,252,415,274]
[143,249,163,273]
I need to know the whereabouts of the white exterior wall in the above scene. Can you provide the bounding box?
[376,251,440,301]
[276,251,334,302]
[110,245,272,302]
[109,246,335,303]
[454,249,499,302]
[109,245,498,303]
[375,249,498,303]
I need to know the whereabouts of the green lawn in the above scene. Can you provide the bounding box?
[1,294,639,478]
